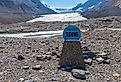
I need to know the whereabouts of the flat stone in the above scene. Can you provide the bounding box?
[22,66,29,70]
[15,54,24,60]
[32,65,42,70]
[71,69,86,79]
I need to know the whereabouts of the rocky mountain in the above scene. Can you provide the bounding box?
[0,0,57,24]
[0,0,56,14]
[72,0,121,18]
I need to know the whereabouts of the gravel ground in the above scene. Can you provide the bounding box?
[0,16,121,82]
[0,29,121,82]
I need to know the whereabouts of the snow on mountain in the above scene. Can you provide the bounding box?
[72,0,105,12]
[41,1,57,13]
[72,0,121,18]
[27,13,87,23]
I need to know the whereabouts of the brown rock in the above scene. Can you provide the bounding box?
[112,64,120,67]
[113,73,120,77]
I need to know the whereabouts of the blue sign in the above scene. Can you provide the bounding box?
[63,25,81,42]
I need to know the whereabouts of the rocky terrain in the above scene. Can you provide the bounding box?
[0,16,121,33]
[0,16,121,82]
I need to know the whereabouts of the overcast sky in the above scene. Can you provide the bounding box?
[42,0,86,8]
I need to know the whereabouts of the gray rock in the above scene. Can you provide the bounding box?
[84,58,92,65]
[15,54,24,60]
[83,51,95,58]
[0,60,3,63]
[71,69,86,79]
[24,80,34,82]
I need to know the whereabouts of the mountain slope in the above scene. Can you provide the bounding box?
[0,0,57,24]
[73,0,121,18]
[0,0,56,14]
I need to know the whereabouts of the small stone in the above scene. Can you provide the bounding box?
[0,71,7,75]
[85,71,90,75]
[96,57,104,63]
[82,47,90,51]
[112,64,120,67]
[106,78,110,81]
[27,46,31,49]
[57,65,61,69]
[32,65,42,70]
[103,59,110,64]
[24,80,34,82]
[83,51,95,58]
[71,69,86,79]
[113,73,120,77]
[15,54,24,60]
[16,78,24,82]
[39,70,45,73]
[46,52,52,55]
[50,78,59,81]
[22,66,29,70]
[0,60,3,63]
[36,55,43,60]
[84,58,92,65]
[36,55,52,61]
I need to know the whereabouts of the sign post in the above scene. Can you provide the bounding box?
[59,25,85,70]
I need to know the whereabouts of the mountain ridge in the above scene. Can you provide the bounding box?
[72,0,121,18]
[0,0,56,14]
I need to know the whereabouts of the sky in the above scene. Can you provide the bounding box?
[42,0,86,8]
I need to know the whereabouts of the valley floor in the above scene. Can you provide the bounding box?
[0,16,121,82]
